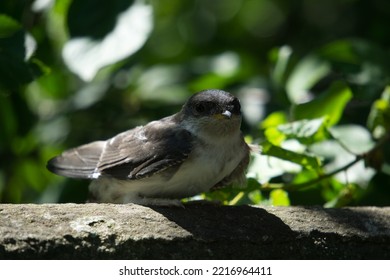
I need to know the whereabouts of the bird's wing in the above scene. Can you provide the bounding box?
[100,120,193,180]
[47,118,194,180]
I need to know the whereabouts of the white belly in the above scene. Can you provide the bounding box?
[158,137,244,197]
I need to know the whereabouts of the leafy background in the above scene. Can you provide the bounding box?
[1,0,389,206]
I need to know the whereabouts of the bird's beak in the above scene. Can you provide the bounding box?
[214,110,232,120]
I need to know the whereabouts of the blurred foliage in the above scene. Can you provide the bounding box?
[0,0,390,206]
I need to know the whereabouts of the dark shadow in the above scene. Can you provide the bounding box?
[150,202,296,241]
[146,204,390,259]
[291,206,390,259]
[306,206,390,237]
[67,0,135,39]
[148,202,298,259]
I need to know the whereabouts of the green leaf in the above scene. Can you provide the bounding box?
[0,16,47,90]
[189,73,231,93]
[262,111,288,145]
[367,85,390,138]
[319,39,360,64]
[329,124,375,154]
[19,159,46,192]
[261,111,287,129]
[248,189,263,205]
[63,1,153,81]
[324,183,360,208]
[270,45,292,88]
[270,189,290,206]
[310,137,375,187]
[293,81,353,126]
[322,178,345,202]
[264,127,285,146]
[319,39,389,85]
[247,151,302,184]
[286,54,331,104]
[261,141,322,170]
[277,117,329,145]
[0,14,22,38]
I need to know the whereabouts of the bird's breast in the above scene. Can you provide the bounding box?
[161,133,246,197]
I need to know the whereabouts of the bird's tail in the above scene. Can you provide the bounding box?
[47,141,106,179]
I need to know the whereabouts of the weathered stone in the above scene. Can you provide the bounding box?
[0,203,389,259]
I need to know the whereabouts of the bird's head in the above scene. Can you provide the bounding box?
[179,89,243,137]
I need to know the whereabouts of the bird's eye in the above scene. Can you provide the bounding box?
[195,103,206,113]
[194,102,213,115]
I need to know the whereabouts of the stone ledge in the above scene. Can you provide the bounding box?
[0,203,389,259]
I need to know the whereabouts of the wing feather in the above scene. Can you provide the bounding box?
[46,141,106,178]
[100,119,193,179]
[47,116,193,180]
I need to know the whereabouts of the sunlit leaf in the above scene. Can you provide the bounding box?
[367,86,390,138]
[293,81,353,126]
[247,151,301,184]
[261,111,287,128]
[262,111,288,145]
[248,189,263,205]
[292,169,319,185]
[261,141,322,170]
[310,138,375,187]
[270,45,292,88]
[63,1,153,81]
[286,54,331,104]
[264,127,285,145]
[278,117,329,144]
[329,124,374,154]
[270,189,290,206]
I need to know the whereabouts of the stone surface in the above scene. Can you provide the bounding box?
[0,203,389,259]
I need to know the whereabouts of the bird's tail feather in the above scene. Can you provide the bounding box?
[47,141,105,179]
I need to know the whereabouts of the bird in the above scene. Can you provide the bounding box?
[47,89,250,206]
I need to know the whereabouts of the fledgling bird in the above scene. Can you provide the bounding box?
[47,89,250,206]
